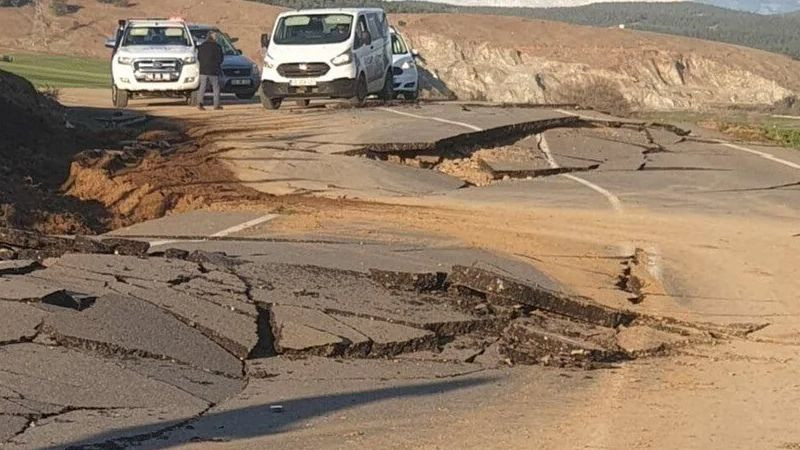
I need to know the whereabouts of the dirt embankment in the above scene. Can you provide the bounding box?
[0,69,113,233]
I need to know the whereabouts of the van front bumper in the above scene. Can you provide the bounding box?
[261,78,355,99]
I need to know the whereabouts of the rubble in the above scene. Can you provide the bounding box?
[0,227,150,261]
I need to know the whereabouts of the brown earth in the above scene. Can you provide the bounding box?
[2,1,800,110]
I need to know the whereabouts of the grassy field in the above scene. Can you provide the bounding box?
[0,53,109,89]
[640,110,800,151]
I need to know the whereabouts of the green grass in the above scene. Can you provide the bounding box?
[0,53,109,89]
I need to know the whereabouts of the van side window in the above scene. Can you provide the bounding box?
[366,13,384,40]
[355,15,368,48]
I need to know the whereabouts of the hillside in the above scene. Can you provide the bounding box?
[260,1,800,59]
[395,0,800,14]
[2,0,800,110]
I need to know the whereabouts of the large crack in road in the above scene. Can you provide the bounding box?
[0,226,765,448]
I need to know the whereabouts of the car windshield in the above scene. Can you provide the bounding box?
[392,34,408,55]
[122,26,191,47]
[191,29,239,55]
[273,14,353,45]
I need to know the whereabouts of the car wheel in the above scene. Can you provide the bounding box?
[349,74,367,107]
[112,85,128,108]
[295,99,311,108]
[379,70,393,103]
[235,91,256,100]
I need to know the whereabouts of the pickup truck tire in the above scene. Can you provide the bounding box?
[349,74,367,107]
[112,85,128,108]
[261,94,282,110]
[379,70,394,103]
[186,90,200,106]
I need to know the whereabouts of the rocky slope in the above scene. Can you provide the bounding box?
[395,14,800,110]
[2,1,799,110]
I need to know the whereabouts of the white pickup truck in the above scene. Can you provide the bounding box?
[106,19,200,108]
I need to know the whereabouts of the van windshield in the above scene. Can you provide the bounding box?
[122,26,192,47]
[273,14,353,45]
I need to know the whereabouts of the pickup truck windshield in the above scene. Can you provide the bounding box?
[122,26,192,47]
[273,14,353,45]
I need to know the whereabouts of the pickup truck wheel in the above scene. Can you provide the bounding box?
[186,90,200,106]
[112,85,128,108]
[379,70,394,103]
[349,74,367,107]
[261,94,282,110]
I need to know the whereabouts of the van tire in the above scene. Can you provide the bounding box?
[349,74,367,107]
[112,85,128,108]
[379,70,393,103]
[261,95,282,110]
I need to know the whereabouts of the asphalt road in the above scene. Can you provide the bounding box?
[32,91,800,449]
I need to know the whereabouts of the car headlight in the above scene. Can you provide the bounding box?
[401,60,414,70]
[183,56,197,64]
[331,50,352,66]
[117,56,132,65]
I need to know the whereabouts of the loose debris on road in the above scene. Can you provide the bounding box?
[0,227,761,447]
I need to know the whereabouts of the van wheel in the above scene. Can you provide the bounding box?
[112,85,128,108]
[295,99,310,108]
[379,70,394,103]
[349,74,367,107]
[261,94,282,110]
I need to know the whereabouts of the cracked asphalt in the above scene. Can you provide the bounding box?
[4,91,800,449]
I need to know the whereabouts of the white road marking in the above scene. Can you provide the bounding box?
[537,134,624,213]
[719,142,800,170]
[209,214,279,238]
[378,107,484,132]
[148,213,279,246]
[772,114,800,120]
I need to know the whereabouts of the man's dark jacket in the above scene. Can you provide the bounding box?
[198,41,223,76]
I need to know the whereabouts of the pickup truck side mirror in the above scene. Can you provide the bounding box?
[105,38,116,49]
[260,33,270,48]
[361,30,372,46]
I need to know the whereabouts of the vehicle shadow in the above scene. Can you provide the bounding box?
[45,376,496,449]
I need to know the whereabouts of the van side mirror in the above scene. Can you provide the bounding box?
[411,48,419,57]
[260,33,270,48]
[105,38,116,49]
[361,30,372,46]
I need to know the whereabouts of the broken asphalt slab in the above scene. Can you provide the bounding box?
[0,303,46,345]
[40,294,243,377]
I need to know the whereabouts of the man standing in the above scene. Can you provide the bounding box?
[196,32,224,110]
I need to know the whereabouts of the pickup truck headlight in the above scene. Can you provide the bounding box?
[331,50,352,66]
[117,56,133,65]
[183,56,197,64]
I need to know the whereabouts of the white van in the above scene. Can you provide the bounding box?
[260,8,393,109]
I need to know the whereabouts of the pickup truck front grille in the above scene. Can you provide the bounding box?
[133,58,183,82]
[223,67,252,77]
[277,63,329,78]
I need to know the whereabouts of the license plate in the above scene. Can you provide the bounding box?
[231,79,251,86]
[289,79,317,87]
[145,73,170,81]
